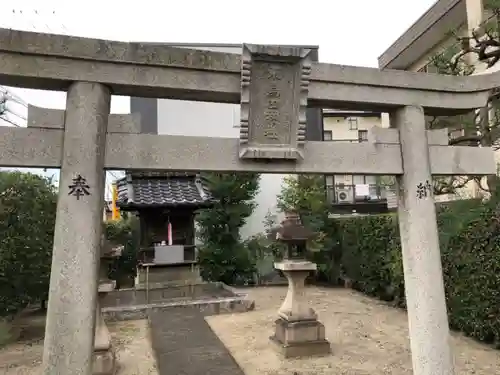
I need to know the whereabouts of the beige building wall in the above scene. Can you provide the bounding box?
[322,111,398,208]
[323,113,384,139]
[466,0,485,33]
[323,111,384,186]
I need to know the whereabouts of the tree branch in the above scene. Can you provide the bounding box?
[433,176,475,195]
[449,135,482,145]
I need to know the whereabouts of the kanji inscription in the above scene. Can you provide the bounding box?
[68,174,90,200]
[416,180,432,199]
[239,44,311,160]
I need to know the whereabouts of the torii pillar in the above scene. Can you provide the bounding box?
[392,106,454,375]
[25,93,141,375]
[42,82,110,375]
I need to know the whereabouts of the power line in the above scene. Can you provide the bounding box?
[3,9,117,198]
[0,116,21,127]
[1,87,28,127]
[1,86,28,107]
[9,8,68,34]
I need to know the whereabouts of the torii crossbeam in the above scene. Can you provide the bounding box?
[0,28,497,375]
[0,104,493,176]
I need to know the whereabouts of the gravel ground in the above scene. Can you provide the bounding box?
[0,319,157,375]
[206,286,500,375]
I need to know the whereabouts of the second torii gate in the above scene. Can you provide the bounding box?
[0,29,498,375]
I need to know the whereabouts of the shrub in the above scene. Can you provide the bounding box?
[332,197,500,345]
[441,201,500,344]
[339,214,400,299]
[0,171,57,317]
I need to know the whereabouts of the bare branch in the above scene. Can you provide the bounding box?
[449,135,482,145]
[433,176,475,195]
[427,6,500,195]
[473,177,491,192]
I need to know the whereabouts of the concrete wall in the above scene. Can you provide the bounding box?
[379,1,495,200]
[378,0,467,70]
[131,43,322,239]
[379,0,489,71]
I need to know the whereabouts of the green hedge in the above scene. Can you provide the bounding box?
[335,198,500,346]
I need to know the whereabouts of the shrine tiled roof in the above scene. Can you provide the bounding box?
[116,172,213,209]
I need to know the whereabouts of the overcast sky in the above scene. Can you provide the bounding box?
[0,0,437,197]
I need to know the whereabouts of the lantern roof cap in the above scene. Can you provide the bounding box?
[276,212,314,242]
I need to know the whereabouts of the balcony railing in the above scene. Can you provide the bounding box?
[323,139,362,143]
[326,184,386,204]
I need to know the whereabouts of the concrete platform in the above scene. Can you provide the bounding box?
[92,349,116,375]
[270,318,331,358]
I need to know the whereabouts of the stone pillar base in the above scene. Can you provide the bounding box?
[270,318,331,358]
[93,348,116,375]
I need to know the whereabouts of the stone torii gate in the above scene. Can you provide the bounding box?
[0,29,498,375]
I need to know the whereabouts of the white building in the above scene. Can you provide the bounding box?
[323,109,396,214]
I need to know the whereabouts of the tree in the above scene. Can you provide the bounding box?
[105,216,140,289]
[0,171,57,317]
[277,175,329,236]
[277,175,342,284]
[427,0,500,194]
[196,173,260,285]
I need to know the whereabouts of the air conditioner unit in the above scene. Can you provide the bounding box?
[336,188,353,203]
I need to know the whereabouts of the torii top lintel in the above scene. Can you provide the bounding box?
[0,28,497,116]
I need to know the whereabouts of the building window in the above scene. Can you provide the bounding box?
[358,130,368,142]
[353,175,365,185]
[323,130,333,141]
[347,117,358,130]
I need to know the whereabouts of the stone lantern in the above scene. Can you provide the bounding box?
[270,212,331,358]
[276,212,310,260]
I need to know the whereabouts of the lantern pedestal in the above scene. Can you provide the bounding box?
[93,245,118,375]
[270,260,331,358]
[93,281,116,375]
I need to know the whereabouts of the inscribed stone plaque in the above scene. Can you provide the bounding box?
[239,44,311,160]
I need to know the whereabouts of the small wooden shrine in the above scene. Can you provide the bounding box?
[116,171,214,286]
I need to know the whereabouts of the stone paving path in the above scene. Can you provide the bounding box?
[149,306,244,375]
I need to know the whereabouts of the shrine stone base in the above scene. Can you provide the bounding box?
[94,281,117,375]
[93,349,116,375]
[270,318,331,358]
